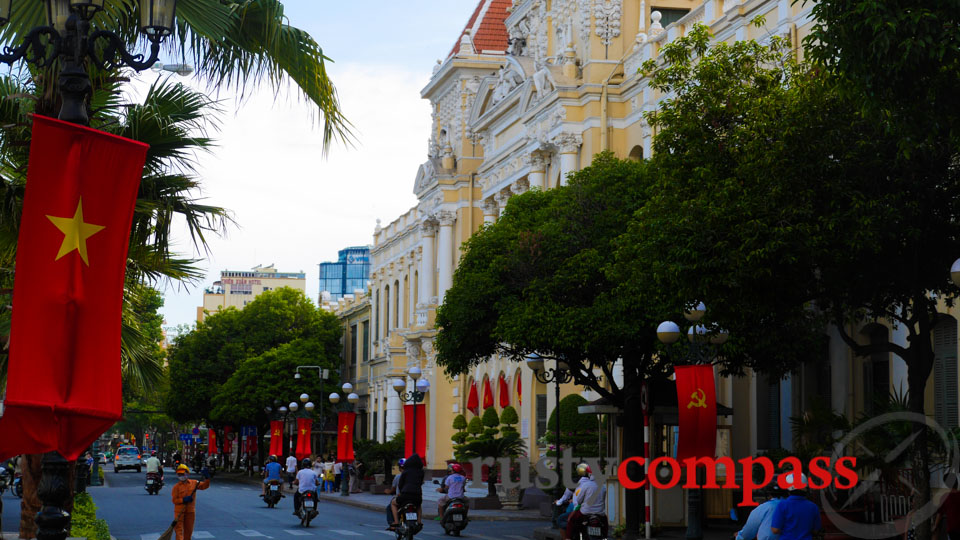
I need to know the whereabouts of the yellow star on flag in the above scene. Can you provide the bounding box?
[46,198,104,266]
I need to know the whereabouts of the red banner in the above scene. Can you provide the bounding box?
[223,425,233,454]
[498,374,510,408]
[0,116,148,461]
[403,404,427,460]
[466,381,479,416]
[269,420,284,457]
[517,375,522,405]
[675,365,717,461]
[482,377,494,410]
[337,412,356,462]
[207,429,218,455]
[295,418,313,461]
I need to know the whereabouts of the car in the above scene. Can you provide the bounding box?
[114,445,142,473]
[99,454,108,465]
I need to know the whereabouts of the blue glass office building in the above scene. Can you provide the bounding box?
[319,246,371,301]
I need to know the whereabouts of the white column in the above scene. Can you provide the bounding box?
[482,198,498,224]
[386,385,402,440]
[554,133,582,186]
[495,189,512,218]
[436,211,456,303]
[419,220,438,305]
[528,153,546,190]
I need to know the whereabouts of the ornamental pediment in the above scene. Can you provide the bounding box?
[470,56,534,126]
[413,158,442,197]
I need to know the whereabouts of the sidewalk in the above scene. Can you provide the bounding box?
[215,471,544,521]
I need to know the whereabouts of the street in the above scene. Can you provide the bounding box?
[2,464,545,540]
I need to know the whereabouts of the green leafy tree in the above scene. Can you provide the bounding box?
[543,394,597,457]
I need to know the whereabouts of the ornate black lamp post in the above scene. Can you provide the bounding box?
[0,0,177,126]
[329,383,359,497]
[656,302,728,540]
[526,354,572,529]
[295,366,330,456]
[392,367,430,458]
[0,2,177,538]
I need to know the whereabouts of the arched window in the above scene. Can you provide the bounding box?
[374,289,380,339]
[628,145,644,161]
[934,315,959,429]
[384,285,390,335]
[403,275,409,327]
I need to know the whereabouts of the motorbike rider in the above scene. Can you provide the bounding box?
[262,455,283,497]
[390,454,425,530]
[436,462,467,520]
[557,463,605,540]
[385,458,405,527]
[292,457,319,516]
[145,450,163,481]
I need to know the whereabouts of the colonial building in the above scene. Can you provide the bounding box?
[356,0,959,532]
[197,264,306,322]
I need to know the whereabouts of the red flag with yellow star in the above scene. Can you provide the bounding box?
[295,418,313,461]
[0,115,147,461]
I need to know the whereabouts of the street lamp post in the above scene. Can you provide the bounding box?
[0,2,179,538]
[329,383,359,496]
[295,366,330,456]
[657,302,728,540]
[392,367,430,459]
[526,354,572,529]
[0,0,178,126]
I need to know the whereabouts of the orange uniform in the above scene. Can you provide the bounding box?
[171,478,210,540]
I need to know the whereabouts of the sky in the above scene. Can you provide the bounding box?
[150,1,480,332]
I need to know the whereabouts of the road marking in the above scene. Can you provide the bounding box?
[140,535,160,540]
[370,532,395,536]
[193,533,215,538]
[329,531,363,536]
[283,531,313,536]
[236,530,268,537]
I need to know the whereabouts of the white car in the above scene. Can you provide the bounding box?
[114,446,142,473]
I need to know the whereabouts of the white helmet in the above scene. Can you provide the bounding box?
[782,472,807,491]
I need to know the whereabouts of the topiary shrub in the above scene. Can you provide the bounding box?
[452,414,468,431]
[544,394,599,456]
[481,407,500,438]
[500,406,519,435]
[467,416,483,436]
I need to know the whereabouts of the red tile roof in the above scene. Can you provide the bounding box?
[448,0,511,57]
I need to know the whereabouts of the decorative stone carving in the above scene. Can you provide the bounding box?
[649,11,663,35]
[482,197,499,217]
[432,59,441,74]
[436,210,457,227]
[421,339,436,369]
[578,0,592,44]
[495,187,513,211]
[405,340,421,361]
[513,177,530,195]
[530,152,547,172]
[553,132,583,154]
[594,0,622,46]
[460,29,476,55]
[421,219,439,237]
[532,63,557,103]
[490,66,525,107]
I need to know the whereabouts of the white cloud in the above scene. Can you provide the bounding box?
[156,61,432,330]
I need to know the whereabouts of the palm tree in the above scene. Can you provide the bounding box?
[0,0,350,151]
[459,432,526,498]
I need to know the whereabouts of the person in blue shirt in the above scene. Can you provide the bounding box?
[771,473,822,540]
[261,455,283,497]
[736,484,784,540]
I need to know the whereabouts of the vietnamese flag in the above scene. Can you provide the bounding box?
[498,374,510,408]
[466,381,479,416]
[295,418,313,461]
[269,420,284,457]
[674,365,717,461]
[337,412,356,462]
[207,429,218,455]
[482,377,494,410]
[403,404,426,460]
[0,116,147,461]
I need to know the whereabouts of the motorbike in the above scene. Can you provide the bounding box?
[439,497,468,536]
[576,513,609,540]
[0,465,10,495]
[144,472,164,495]
[394,503,423,540]
[12,472,22,498]
[263,479,283,508]
[296,490,319,527]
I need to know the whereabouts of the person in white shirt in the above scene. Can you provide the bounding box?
[144,450,163,479]
[557,463,605,540]
[285,455,297,488]
[333,461,343,491]
[293,458,319,516]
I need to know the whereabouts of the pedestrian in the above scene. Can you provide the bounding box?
[285,455,297,488]
[934,473,960,540]
[736,484,784,540]
[171,464,211,540]
[323,463,335,493]
[333,460,343,491]
[770,473,822,540]
[311,456,324,489]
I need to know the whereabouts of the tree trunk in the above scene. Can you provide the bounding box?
[488,463,498,498]
[907,319,935,540]
[621,364,644,540]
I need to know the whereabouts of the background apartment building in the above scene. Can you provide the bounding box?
[197,264,306,322]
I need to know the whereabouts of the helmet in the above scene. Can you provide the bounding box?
[398,458,406,469]
[576,463,592,478]
[269,455,277,462]
[176,464,189,474]
[451,463,465,475]
[151,450,157,456]
[782,473,808,491]
[301,458,312,469]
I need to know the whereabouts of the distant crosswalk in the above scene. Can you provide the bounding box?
[138,529,399,539]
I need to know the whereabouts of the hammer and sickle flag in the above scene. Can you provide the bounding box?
[0,116,148,461]
[674,365,717,461]
[337,412,356,463]
[269,420,284,457]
